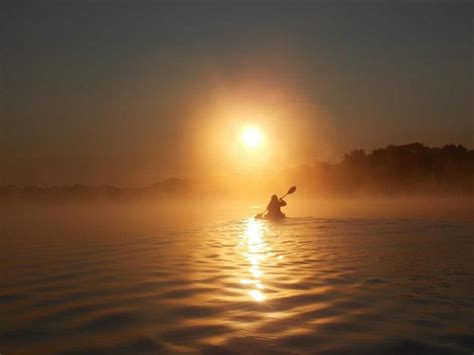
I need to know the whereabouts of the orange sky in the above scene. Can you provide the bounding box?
[1,1,472,186]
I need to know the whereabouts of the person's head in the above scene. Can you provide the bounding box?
[271,194,278,201]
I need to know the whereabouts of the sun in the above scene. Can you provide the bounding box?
[241,126,263,149]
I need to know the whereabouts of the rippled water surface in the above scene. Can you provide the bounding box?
[1,217,473,354]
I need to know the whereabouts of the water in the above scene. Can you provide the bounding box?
[1,216,473,354]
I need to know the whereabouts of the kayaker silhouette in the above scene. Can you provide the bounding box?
[255,186,296,220]
[267,195,287,219]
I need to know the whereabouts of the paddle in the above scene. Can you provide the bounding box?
[255,185,297,219]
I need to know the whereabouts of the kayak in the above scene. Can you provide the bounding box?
[255,214,286,221]
[254,186,295,221]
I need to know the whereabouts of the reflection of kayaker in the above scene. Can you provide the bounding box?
[255,186,296,220]
[266,195,287,219]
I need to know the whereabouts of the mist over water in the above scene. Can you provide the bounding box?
[2,0,472,352]
[1,200,473,354]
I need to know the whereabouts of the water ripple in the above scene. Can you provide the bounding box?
[1,217,472,354]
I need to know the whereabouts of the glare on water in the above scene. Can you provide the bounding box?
[1,209,473,354]
[239,219,269,302]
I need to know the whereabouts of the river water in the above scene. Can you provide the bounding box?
[1,215,473,354]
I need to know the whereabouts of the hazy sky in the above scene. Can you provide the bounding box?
[1,0,472,186]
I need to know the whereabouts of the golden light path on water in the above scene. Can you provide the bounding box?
[238,219,284,302]
[2,211,473,354]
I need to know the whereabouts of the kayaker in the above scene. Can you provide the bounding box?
[266,194,287,219]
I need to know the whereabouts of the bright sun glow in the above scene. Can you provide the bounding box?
[241,126,263,149]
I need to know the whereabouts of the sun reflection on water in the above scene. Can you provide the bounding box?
[239,219,270,302]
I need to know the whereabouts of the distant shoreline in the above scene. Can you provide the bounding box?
[2,143,473,201]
